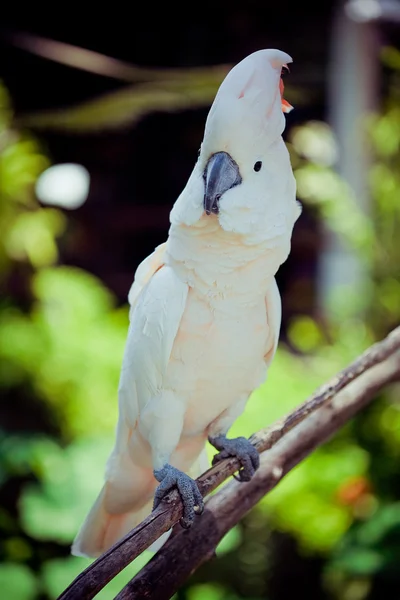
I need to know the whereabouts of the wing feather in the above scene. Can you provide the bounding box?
[128,243,166,315]
[119,264,188,430]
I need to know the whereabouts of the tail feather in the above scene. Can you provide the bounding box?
[72,486,154,558]
[72,451,156,559]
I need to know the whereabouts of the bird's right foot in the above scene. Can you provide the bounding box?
[153,464,204,528]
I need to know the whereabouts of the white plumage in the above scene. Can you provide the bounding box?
[72,48,300,558]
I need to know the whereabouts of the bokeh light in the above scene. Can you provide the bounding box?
[35,163,90,209]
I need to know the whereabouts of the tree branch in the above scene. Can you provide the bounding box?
[58,325,400,600]
[118,346,400,600]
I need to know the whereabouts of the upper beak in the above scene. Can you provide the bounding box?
[203,151,242,215]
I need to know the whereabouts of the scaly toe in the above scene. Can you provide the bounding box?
[153,464,203,528]
[209,435,260,482]
[211,449,230,465]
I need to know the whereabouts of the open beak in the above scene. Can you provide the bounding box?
[280,76,293,113]
[203,151,242,215]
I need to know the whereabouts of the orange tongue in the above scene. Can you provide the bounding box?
[279,78,293,113]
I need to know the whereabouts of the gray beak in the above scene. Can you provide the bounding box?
[203,151,242,215]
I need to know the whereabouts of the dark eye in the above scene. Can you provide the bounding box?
[254,161,262,172]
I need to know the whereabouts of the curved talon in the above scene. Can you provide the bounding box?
[194,502,205,515]
[153,464,204,528]
[179,516,192,529]
[233,468,253,482]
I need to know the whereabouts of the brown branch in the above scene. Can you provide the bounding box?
[58,325,400,600]
[118,348,400,599]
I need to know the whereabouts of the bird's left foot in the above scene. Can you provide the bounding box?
[208,434,259,482]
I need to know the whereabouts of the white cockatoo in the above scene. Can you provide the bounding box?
[72,48,301,558]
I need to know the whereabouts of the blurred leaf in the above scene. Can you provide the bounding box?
[0,82,13,128]
[381,46,400,70]
[0,563,38,600]
[355,504,400,547]
[263,444,369,552]
[294,162,375,257]
[0,433,51,477]
[291,120,338,166]
[19,66,305,134]
[0,266,127,436]
[41,556,90,599]
[42,552,151,599]
[216,526,242,556]
[287,315,323,352]
[0,83,50,278]
[19,437,111,542]
[187,583,228,600]
[4,31,229,84]
[5,208,66,266]
[3,536,33,561]
[333,548,384,576]
[368,111,400,157]
[20,73,228,132]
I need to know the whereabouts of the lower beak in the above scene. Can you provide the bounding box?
[281,98,293,113]
[203,151,242,215]
[279,76,293,113]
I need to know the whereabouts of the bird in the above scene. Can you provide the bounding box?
[72,48,301,558]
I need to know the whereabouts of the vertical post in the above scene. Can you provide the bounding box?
[319,1,380,316]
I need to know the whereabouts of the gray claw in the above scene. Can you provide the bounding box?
[209,435,260,482]
[153,464,204,528]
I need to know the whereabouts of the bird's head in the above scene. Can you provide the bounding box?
[170,49,300,245]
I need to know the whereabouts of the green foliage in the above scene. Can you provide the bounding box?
[264,444,368,552]
[21,68,229,132]
[0,562,38,600]
[19,62,306,133]
[0,84,53,275]
[0,267,127,436]
[19,437,110,542]
[332,503,400,575]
